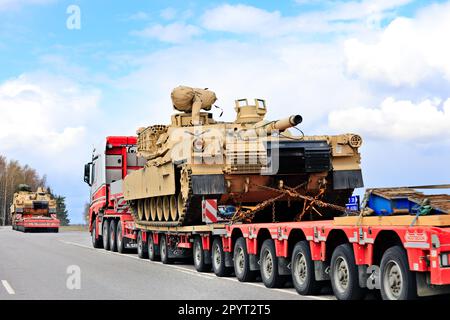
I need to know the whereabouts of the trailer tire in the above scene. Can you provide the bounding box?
[193,237,211,272]
[234,237,257,282]
[260,239,286,288]
[110,220,118,252]
[102,219,110,251]
[380,246,417,300]
[212,238,232,277]
[330,243,365,300]
[160,235,173,264]
[116,220,126,254]
[137,230,148,259]
[292,240,321,295]
[148,233,160,261]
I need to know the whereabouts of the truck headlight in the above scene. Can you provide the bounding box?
[440,253,450,267]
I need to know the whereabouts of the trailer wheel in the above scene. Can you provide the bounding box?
[260,239,286,288]
[330,243,365,300]
[91,219,103,248]
[234,237,257,282]
[116,220,126,254]
[109,220,118,252]
[160,235,173,264]
[102,219,110,251]
[137,230,148,259]
[292,240,321,295]
[148,233,160,261]
[212,238,232,277]
[193,237,211,272]
[380,246,417,300]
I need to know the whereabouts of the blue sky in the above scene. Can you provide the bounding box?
[1,0,449,224]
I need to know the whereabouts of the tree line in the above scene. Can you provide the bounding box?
[0,155,69,226]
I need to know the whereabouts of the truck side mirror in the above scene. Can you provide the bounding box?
[84,162,92,186]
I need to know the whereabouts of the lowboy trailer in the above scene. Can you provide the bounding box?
[85,136,450,300]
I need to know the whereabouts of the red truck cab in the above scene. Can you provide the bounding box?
[84,136,145,252]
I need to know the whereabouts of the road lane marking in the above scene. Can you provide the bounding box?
[59,240,332,300]
[1,280,15,295]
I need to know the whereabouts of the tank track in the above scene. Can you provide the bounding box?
[131,166,203,227]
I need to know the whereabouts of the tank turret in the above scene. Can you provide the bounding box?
[124,86,364,226]
[10,186,57,217]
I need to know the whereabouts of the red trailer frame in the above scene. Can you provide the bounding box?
[85,136,450,300]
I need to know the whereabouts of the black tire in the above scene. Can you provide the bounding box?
[193,237,211,272]
[148,233,160,261]
[160,235,173,264]
[291,240,322,295]
[102,219,110,251]
[380,246,417,300]
[260,239,286,288]
[137,231,148,259]
[116,220,126,254]
[91,220,103,248]
[330,243,365,300]
[212,238,232,277]
[234,237,257,282]
[109,220,118,252]
[53,228,59,233]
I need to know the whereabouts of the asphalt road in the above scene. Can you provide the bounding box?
[0,226,335,300]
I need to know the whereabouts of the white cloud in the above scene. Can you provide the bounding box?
[201,1,413,36]
[113,39,372,135]
[131,22,203,43]
[0,72,100,152]
[328,97,450,141]
[344,2,450,86]
[0,0,54,11]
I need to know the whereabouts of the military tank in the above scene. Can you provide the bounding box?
[10,184,60,232]
[123,86,364,226]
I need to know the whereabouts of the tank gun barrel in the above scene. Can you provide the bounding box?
[267,115,302,131]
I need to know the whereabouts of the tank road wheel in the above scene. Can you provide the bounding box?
[91,219,103,249]
[193,237,211,272]
[330,243,365,300]
[177,193,186,220]
[260,239,287,288]
[116,220,126,254]
[144,199,151,221]
[148,233,160,261]
[291,241,321,295]
[137,230,148,259]
[169,195,178,221]
[102,219,110,251]
[234,237,257,282]
[156,197,164,221]
[212,238,232,277]
[160,235,173,264]
[150,198,157,221]
[380,246,417,300]
[137,200,145,221]
[163,196,170,221]
[109,219,118,252]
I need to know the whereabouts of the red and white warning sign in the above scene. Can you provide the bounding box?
[202,199,218,224]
